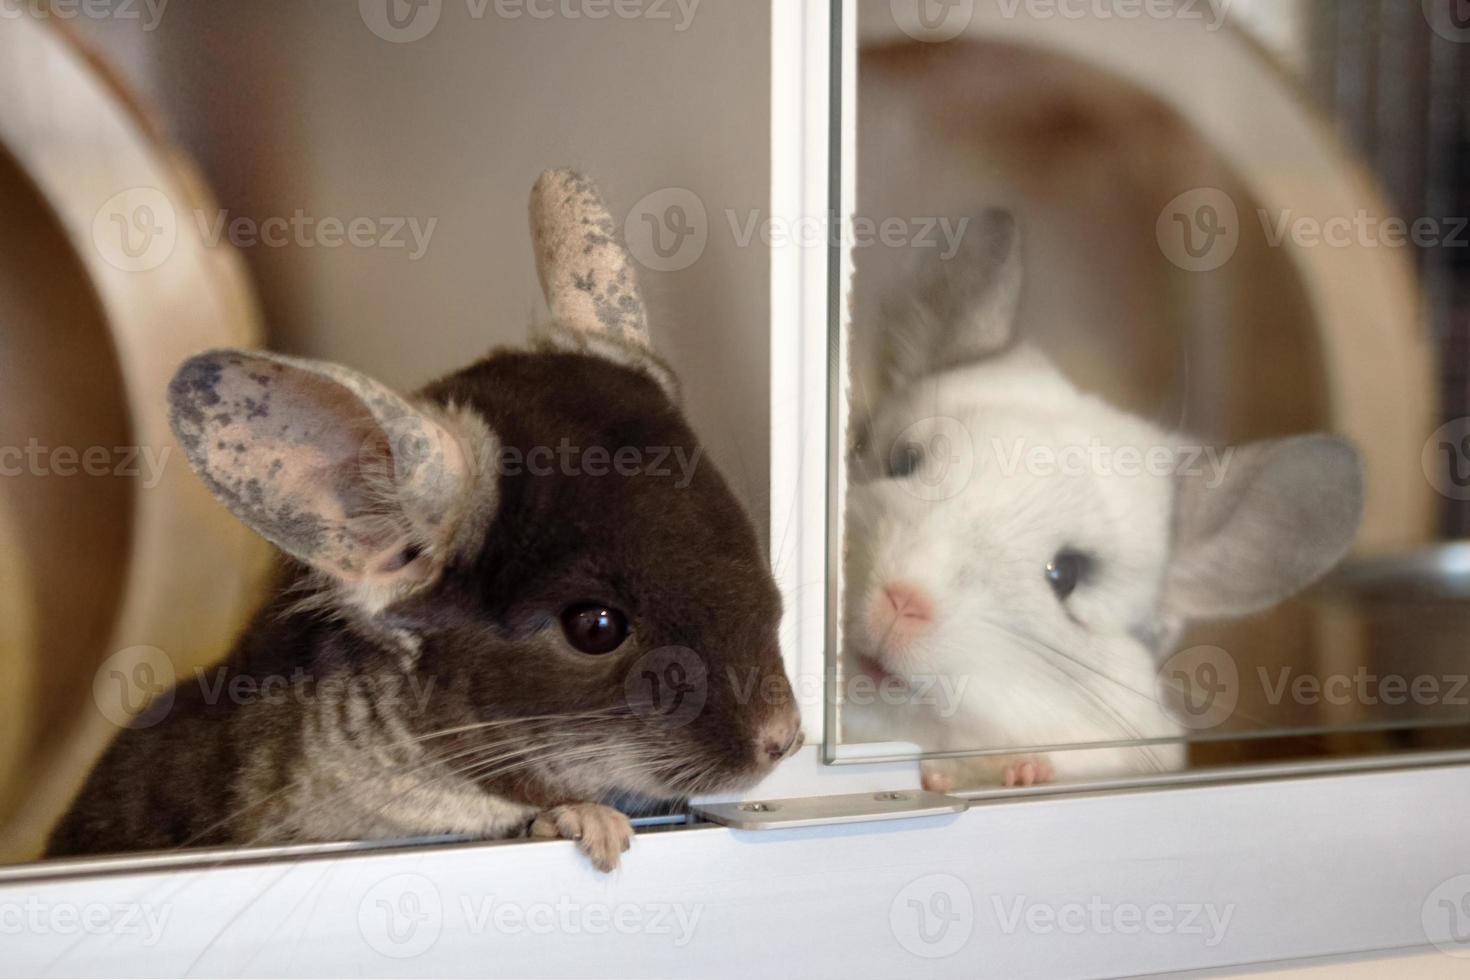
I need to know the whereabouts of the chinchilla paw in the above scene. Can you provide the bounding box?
[1001,756,1054,788]
[920,759,959,794]
[531,802,633,872]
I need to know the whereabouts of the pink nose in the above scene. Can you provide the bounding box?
[757,706,804,764]
[875,581,934,632]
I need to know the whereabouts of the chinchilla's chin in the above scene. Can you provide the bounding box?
[579,758,734,804]
[637,757,769,801]
[599,788,678,816]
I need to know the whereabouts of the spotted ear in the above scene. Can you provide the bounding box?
[528,168,678,398]
[167,349,491,608]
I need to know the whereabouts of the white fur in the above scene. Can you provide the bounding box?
[840,211,1360,788]
[842,347,1188,783]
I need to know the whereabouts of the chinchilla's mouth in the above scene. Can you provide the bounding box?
[664,749,796,798]
[691,758,776,795]
[857,654,893,682]
[855,653,911,691]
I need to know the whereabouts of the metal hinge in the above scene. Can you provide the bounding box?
[690,789,967,830]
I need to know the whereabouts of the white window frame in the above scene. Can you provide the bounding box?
[6,764,1470,976]
[6,3,1470,975]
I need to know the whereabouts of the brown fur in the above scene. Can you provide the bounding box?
[47,349,793,858]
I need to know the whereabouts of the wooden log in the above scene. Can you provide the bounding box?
[0,14,273,861]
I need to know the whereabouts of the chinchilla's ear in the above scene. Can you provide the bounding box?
[168,349,494,611]
[881,208,1022,392]
[1159,435,1363,626]
[528,168,678,400]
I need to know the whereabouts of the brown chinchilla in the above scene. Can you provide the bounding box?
[45,170,802,872]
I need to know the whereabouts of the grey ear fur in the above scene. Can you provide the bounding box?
[527,167,678,400]
[168,348,489,604]
[528,168,650,343]
[1160,434,1363,624]
[881,208,1023,391]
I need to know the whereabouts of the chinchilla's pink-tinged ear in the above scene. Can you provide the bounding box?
[527,168,679,400]
[167,348,496,611]
[1160,434,1363,625]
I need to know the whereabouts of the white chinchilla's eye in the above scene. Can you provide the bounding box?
[1045,549,1093,601]
[847,423,876,481]
[887,441,923,479]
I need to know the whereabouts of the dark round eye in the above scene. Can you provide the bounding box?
[1045,550,1090,601]
[560,603,630,655]
[887,441,923,479]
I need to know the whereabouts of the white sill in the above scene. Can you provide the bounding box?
[4,761,1468,977]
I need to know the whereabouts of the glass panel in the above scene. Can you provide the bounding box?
[834,0,1470,789]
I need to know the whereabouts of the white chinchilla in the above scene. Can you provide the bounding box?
[841,210,1364,790]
